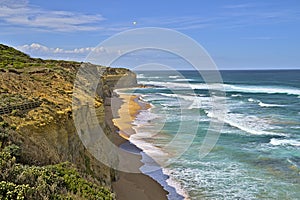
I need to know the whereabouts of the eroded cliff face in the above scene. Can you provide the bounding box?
[0,60,137,188]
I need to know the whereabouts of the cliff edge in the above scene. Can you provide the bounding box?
[0,44,137,199]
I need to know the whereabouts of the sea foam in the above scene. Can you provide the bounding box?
[270,138,300,147]
[139,81,300,96]
[258,102,284,107]
[206,111,286,136]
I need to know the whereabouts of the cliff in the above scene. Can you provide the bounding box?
[0,44,137,199]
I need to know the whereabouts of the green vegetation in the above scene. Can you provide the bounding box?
[0,44,80,70]
[0,94,28,108]
[0,126,114,200]
[0,44,33,67]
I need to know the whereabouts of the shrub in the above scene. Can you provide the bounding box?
[0,122,9,129]
[0,131,8,141]
[3,144,21,158]
[0,181,33,200]
[0,150,114,200]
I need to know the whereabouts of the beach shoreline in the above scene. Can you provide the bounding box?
[111,93,169,200]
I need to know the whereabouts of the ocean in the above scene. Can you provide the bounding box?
[119,70,300,200]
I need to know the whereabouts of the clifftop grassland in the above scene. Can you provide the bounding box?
[0,44,136,199]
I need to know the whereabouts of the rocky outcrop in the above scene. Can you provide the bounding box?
[97,67,137,99]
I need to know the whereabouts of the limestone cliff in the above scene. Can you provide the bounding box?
[0,44,137,195]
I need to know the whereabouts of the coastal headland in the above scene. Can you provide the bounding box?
[0,44,167,199]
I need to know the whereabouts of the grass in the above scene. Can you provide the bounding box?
[0,44,80,70]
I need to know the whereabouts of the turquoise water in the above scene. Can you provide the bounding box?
[121,70,300,200]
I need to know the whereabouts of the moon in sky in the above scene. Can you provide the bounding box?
[133,21,137,25]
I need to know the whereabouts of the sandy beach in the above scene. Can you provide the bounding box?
[111,93,168,200]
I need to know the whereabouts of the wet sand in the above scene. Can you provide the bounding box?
[111,94,168,200]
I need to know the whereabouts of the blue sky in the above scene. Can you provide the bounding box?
[0,0,300,69]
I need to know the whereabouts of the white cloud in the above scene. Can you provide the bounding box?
[18,43,107,54]
[135,6,299,31]
[222,2,300,26]
[20,43,49,52]
[16,43,114,61]
[0,0,28,8]
[137,16,214,30]
[0,0,105,31]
